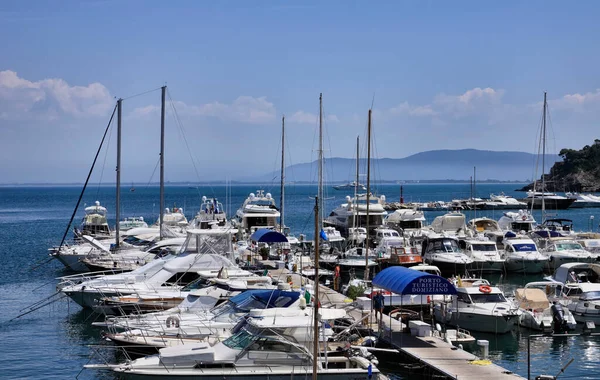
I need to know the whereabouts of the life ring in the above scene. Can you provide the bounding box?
[479,285,492,294]
[166,316,180,328]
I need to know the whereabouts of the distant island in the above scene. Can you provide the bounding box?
[518,140,600,192]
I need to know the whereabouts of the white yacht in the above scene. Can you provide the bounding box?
[515,281,576,332]
[537,238,597,271]
[58,230,242,308]
[92,310,382,379]
[333,180,367,191]
[119,217,148,232]
[426,212,469,239]
[421,235,473,275]
[433,285,520,333]
[564,283,600,324]
[233,190,280,234]
[323,193,387,236]
[524,191,575,210]
[501,237,547,274]
[566,192,600,208]
[467,217,504,244]
[487,193,528,210]
[160,207,189,228]
[498,210,537,233]
[384,208,426,237]
[337,246,378,268]
[190,196,227,229]
[463,237,505,273]
[77,200,111,238]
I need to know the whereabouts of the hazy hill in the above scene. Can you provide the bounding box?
[253,149,561,182]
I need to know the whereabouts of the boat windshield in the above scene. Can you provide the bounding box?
[469,293,507,303]
[513,243,537,252]
[470,244,497,252]
[223,328,258,350]
[430,240,461,253]
[580,291,600,301]
[555,243,583,251]
[512,222,533,232]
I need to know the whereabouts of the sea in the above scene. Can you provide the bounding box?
[1,183,600,379]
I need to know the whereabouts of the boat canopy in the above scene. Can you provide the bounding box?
[250,229,288,243]
[373,266,457,295]
[229,289,299,309]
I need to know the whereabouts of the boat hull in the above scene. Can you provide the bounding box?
[434,308,518,333]
[504,258,547,274]
[523,198,575,210]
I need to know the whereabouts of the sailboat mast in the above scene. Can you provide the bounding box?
[473,166,477,220]
[280,115,285,233]
[115,98,122,249]
[159,86,166,239]
[318,93,324,231]
[353,135,359,235]
[365,109,372,281]
[541,91,547,219]
[312,196,320,380]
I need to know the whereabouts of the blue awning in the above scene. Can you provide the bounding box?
[250,229,288,243]
[372,266,457,295]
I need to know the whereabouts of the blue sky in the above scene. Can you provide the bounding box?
[1,1,600,183]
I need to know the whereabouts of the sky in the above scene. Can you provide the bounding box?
[1,0,600,183]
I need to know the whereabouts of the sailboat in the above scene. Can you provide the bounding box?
[130,182,135,192]
[525,92,575,212]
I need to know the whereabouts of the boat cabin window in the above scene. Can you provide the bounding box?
[162,272,201,286]
[555,242,584,251]
[457,292,471,303]
[430,239,460,253]
[469,293,507,303]
[469,244,497,252]
[223,329,257,350]
[399,221,423,229]
[580,291,600,301]
[511,222,532,232]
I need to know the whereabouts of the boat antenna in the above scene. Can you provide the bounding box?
[160,85,166,240]
[365,109,372,281]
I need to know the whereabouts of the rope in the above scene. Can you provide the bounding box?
[121,86,162,101]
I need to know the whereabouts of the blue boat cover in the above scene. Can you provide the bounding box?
[250,229,288,243]
[372,266,457,295]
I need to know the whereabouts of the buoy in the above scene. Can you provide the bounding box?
[479,285,492,294]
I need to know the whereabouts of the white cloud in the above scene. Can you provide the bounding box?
[0,70,113,119]
[288,110,339,124]
[550,89,600,111]
[130,96,276,124]
[389,101,436,117]
[433,87,504,117]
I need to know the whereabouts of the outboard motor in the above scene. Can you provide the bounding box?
[551,302,568,333]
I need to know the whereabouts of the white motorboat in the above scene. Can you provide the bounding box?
[498,210,537,233]
[426,212,469,239]
[463,237,505,273]
[91,309,382,379]
[58,230,244,308]
[232,190,280,234]
[104,289,303,353]
[385,208,427,238]
[421,235,473,275]
[337,246,378,268]
[564,283,600,324]
[433,285,520,333]
[119,217,148,231]
[501,236,547,274]
[190,196,227,229]
[467,217,504,245]
[515,281,577,332]
[487,193,528,210]
[323,194,387,236]
[333,181,367,191]
[537,238,597,271]
[566,192,600,208]
[77,200,111,238]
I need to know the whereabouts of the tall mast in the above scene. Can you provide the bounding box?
[312,196,320,380]
[364,109,372,281]
[353,135,359,234]
[115,98,122,248]
[318,93,324,231]
[541,91,547,220]
[159,86,166,239]
[280,115,285,233]
[473,166,477,220]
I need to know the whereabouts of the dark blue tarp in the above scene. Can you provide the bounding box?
[229,289,299,309]
[372,266,457,295]
[250,229,288,243]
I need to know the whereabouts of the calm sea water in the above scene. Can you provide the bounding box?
[1,183,600,379]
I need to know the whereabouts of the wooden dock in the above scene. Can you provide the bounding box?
[265,267,524,380]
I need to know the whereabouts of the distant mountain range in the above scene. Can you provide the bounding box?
[253,149,561,182]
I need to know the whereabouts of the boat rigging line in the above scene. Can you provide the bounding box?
[29,103,118,272]
[7,291,67,322]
